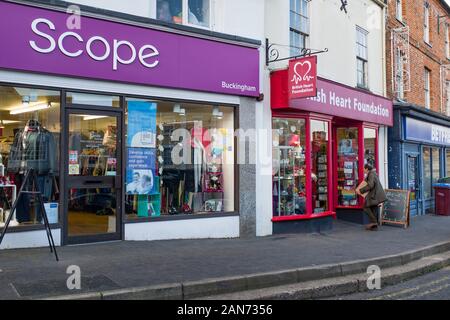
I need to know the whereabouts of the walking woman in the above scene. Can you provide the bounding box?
[358,164,387,231]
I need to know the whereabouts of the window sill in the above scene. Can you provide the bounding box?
[396,18,406,26]
[124,211,239,223]
[0,223,60,233]
[272,211,336,222]
[424,41,433,48]
[356,85,370,92]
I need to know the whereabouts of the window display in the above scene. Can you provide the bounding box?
[364,128,376,168]
[125,99,234,219]
[0,86,60,228]
[311,120,329,213]
[423,147,432,199]
[447,150,450,176]
[337,127,359,207]
[272,118,307,216]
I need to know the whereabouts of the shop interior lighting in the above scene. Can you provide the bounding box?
[10,102,52,115]
[212,107,223,119]
[82,115,109,121]
[173,104,186,116]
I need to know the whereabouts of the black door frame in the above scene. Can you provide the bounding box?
[63,105,123,245]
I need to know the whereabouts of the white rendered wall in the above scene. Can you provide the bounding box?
[0,229,61,250]
[265,0,385,95]
[125,216,239,241]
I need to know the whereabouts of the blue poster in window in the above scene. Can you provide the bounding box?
[127,101,157,148]
[126,148,157,195]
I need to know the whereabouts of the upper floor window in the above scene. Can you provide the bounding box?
[424,2,430,44]
[156,0,210,28]
[356,26,369,89]
[290,0,309,56]
[424,68,431,109]
[395,48,405,100]
[396,0,403,21]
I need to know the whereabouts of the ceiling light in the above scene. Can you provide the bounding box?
[83,115,109,121]
[212,107,223,119]
[10,103,52,115]
[173,104,185,116]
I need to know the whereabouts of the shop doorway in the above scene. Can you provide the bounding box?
[406,154,420,216]
[64,108,122,244]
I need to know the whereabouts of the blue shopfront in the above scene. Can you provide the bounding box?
[388,103,450,216]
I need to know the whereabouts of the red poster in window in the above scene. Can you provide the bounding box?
[288,56,317,99]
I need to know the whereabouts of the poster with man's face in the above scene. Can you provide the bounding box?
[126,148,157,195]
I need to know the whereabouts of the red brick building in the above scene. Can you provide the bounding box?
[386,0,450,113]
[386,0,450,216]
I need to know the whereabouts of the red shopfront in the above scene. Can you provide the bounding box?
[270,69,393,232]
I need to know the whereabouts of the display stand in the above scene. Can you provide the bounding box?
[0,169,59,261]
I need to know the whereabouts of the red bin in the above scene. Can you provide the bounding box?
[434,184,450,216]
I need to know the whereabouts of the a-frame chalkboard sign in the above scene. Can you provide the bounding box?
[381,189,411,229]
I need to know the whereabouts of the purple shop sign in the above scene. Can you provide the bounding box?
[0,2,260,97]
[272,71,393,126]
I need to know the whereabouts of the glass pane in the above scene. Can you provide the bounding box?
[0,85,60,228]
[68,115,118,177]
[432,148,440,194]
[272,118,307,216]
[125,99,234,219]
[364,128,376,168]
[311,120,329,213]
[407,157,418,201]
[447,150,450,176]
[423,147,432,199]
[157,0,183,24]
[68,188,116,236]
[188,0,210,27]
[337,128,359,207]
[66,92,120,108]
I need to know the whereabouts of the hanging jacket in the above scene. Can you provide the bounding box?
[7,127,57,175]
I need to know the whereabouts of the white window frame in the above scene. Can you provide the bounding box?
[153,0,213,30]
[396,0,403,21]
[356,26,369,89]
[424,68,431,109]
[424,2,430,44]
[290,0,310,56]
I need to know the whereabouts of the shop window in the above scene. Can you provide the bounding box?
[156,0,210,28]
[290,0,309,56]
[125,99,234,219]
[423,147,432,199]
[337,128,359,207]
[446,149,450,176]
[0,85,61,229]
[311,120,329,213]
[364,128,376,169]
[432,148,441,191]
[272,118,307,217]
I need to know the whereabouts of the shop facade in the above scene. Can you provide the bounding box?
[270,70,393,232]
[0,1,261,249]
[388,103,450,217]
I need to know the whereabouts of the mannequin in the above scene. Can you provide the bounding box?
[7,119,57,223]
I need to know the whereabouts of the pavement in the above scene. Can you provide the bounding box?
[1,214,450,299]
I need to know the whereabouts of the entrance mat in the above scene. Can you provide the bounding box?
[11,275,121,298]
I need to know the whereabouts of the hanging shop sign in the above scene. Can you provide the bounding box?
[404,117,450,147]
[271,70,394,126]
[288,56,317,99]
[0,2,259,97]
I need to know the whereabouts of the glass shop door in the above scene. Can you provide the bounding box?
[64,109,122,244]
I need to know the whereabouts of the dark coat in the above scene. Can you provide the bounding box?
[360,170,387,208]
